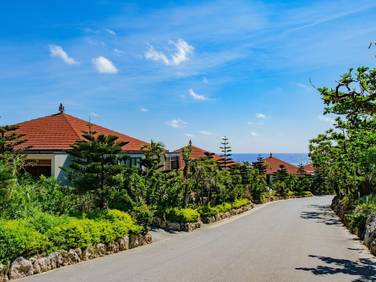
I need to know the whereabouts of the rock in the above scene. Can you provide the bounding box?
[96,244,107,257]
[61,249,81,266]
[0,262,9,282]
[364,213,376,255]
[106,242,120,254]
[9,257,33,280]
[167,222,181,231]
[82,246,97,261]
[47,252,63,269]
[143,233,153,245]
[118,236,129,251]
[129,234,140,248]
[29,257,41,274]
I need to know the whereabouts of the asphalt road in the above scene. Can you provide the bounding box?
[23,196,376,282]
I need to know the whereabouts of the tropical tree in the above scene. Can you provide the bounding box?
[66,127,128,209]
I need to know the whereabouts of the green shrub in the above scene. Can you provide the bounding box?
[232,198,251,209]
[27,211,68,233]
[165,208,200,223]
[46,218,98,251]
[0,219,49,262]
[131,204,154,232]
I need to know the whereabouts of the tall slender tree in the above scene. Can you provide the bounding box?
[219,136,232,169]
[66,126,129,209]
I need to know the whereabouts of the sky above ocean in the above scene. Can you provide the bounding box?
[1,0,376,153]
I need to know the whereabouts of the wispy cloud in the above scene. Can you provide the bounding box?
[188,88,207,101]
[167,119,188,128]
[140,107,149,112]
[250,131,258,137]
[144,39,193,66]
[184,133,195,137]
[104,28,116,36]
[92,56,118,74]
[199,130,213,136]
[49,45,78,65]
[171,39,194,65]
[256,113,268,119]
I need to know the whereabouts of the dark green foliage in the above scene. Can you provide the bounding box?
[66,128,128,209]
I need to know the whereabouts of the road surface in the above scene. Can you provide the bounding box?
[23,196,376,282]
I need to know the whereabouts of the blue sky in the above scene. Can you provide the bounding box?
[1,0,375,153]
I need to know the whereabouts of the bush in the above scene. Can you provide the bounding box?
[0,219,49,263]
[232,198,251,209]
[131,204,154,232]
[46,218,99,251]
[27,211,68,233]
[165,208,200,223]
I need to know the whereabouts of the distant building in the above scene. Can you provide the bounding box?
[303,163,315,175]
[175,143,238,169]
[14,106,178,181]
[262,153,299,175]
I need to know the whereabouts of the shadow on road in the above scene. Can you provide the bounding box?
[296,255,376,281]
[300,204,342,226]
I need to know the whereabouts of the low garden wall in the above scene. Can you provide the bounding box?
[201,204,253,224]
[152,218,202,232]
[0,233,152,281]
[331,196,376,256]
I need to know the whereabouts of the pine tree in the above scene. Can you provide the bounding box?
[66,127,129,209]
[252,156,267,175]
[0,124,28,154]
[219,136,232,169]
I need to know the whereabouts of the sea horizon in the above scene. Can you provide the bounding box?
[230,153,310,166]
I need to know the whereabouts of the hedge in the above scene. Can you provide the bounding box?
[164,208,200,223]
[0,209,141,263]
[198,198,251,217]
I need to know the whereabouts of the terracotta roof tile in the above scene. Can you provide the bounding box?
[16,112,148,152]
[263,156,299,175]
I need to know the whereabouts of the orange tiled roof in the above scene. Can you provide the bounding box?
[16,112,148,152]
[263,156,299,175]
[175,145,237,169]
[303,163,314,174]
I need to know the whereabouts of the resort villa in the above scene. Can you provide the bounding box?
[15,106,180,181]
[11,105,310,182]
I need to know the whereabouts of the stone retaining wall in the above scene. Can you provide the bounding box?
[0,233,152,281]
[201,204,254,224]
[152,218,202,232]
[331,196,376,256]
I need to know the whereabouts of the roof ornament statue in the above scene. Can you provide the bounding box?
[58,103,65,114]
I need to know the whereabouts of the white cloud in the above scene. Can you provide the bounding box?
[140,107,149,112]
[49,45,78,65]
[144,39,193,66]
[184,133,195,137]
[144,45,170,65]
[104,28,116,36]
[199,130,213,136]
[171,39,194,65]
[318,115,335,124]
[250,131,258,137]
[188,88,207,101]
[256,113,268,119]
[92,56,118,74]
[89,112,100,118]
[167,119,188,128]
[113,48,124,56]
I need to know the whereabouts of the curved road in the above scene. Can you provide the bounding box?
[24,196,376,282]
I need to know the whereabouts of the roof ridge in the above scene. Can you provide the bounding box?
[16,112,61,126]
[60,113,83,140]
[265,156,298,168]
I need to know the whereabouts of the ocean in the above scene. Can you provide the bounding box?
[231,153,310,166]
